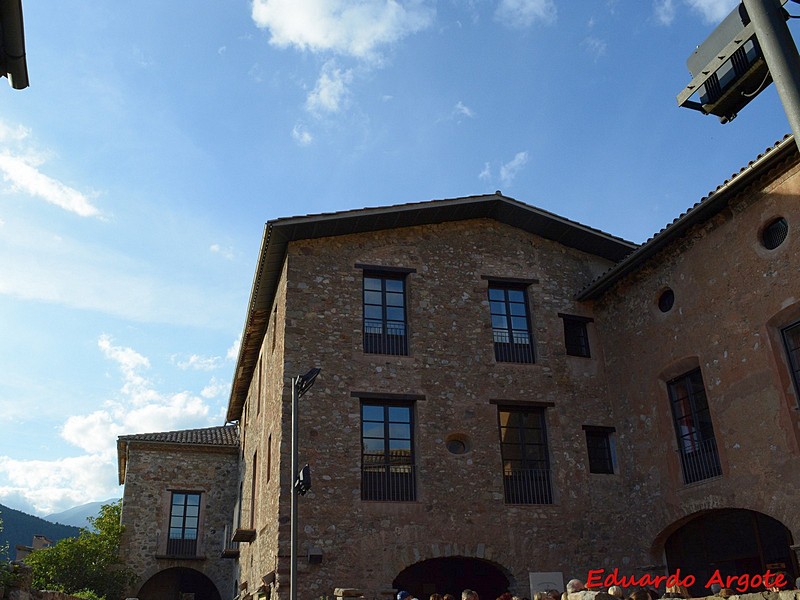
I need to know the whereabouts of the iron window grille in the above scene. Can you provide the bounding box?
[361,401,416,501]
[498,407,553,504]
[489,284,535,363]
[363,273,408,356]
[782,321,800,405]
[668,369,722,484]
[167,491,201,556]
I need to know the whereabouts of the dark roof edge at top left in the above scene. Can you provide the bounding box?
[226,192,638,422]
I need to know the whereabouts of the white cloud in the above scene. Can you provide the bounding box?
[0,119,101,218]
[454,101,476,119]
[307,61,354,115]
[685,0,737,23]
[201,377,229,399]
[479,162,492,181]
[210,243,235,260]
[494,0,556,28]
[654,0,676,24]
[0,153,100,218]
[581,36,608,60]
[251,0,436,60]
[292,123,314,146]
[227,335,242,361]
[306,61,353,115]
[173,353,223,371]
[499,151,529,186]
[0,335,222,515]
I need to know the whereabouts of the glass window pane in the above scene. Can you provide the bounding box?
[186,494,200,506]
[386,292,404,307]
[364,277,382,291]
[389,423,411,439]
[488,288,504,301]
[172,493,185,505]
[364,290,383,305]
[511,316,529,331]
[364,305,382,320]
[388,406,410,422]
[362,439,385,454]
[490,301,507,315]
[385,279,404,293]
[362,405,384,421]
[186,505,199,517]
[492,315,508,329]
[386,307,405,322]
[362,423,384,438]
[389,439,411,452]
[507,289,525,302]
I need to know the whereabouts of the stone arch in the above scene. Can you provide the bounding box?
[393,556,513,600]
[651,508,797,596]
[136,566,222,600]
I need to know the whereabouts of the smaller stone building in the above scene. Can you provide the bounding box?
[116,426,239,600]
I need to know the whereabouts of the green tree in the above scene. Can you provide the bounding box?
[24,501,135,600]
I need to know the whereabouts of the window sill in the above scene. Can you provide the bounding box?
[232,528,257,542]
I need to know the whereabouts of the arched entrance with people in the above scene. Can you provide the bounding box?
[136,566,222,600]
[662,509,797,596]
[394,556,511,600]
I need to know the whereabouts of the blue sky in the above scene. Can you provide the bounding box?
[0,0,795,516]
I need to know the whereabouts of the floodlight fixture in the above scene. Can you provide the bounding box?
[295,367,321,397]
[677,0,792,123]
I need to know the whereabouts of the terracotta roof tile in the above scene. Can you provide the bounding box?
[118,425,239,447]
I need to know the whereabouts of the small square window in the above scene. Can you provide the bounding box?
[560,314,592,358]
[583,427,615,474]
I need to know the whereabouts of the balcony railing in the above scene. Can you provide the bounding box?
[166,536,198,557]
[493,331,534,363]
[503,467,553,504]
[364,324,407,356]
[361,463,416,501]
[679,436,722,484]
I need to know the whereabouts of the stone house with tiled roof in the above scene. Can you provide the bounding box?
[116,425,238,600]
[119,137,800,600]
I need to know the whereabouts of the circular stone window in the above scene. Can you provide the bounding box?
[445,433,471,455]
[658,288,675,313]
[761,217,788,250]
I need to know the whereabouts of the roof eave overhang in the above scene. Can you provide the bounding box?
[577,135,799,301]
[225,193,637,421]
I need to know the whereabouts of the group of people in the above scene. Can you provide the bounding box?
[396,574,800,600]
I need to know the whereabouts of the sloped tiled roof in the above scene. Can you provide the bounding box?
[117,425,239,484]
[577,135,798,300]
[118,425,239,446]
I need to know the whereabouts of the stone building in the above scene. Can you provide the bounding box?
[116,426,239,600]
[118,135,800,600]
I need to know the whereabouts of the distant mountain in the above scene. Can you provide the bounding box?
[45,498,119,529]
[0,503,80,560]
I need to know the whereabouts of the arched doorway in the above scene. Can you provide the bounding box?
[664,509,797,596]
[394,556,511,600]
[137,567,222,600]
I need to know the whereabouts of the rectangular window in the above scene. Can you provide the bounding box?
[782,321,800,403]
[668,369,722,484]
[489,284,534,363]
[361,401,416,501]
[168,491,201,556]
[363,273,408,356]
[497,407,552,504]
[560,314,592,358]
[583,426,615,474]
[250,451,257,529]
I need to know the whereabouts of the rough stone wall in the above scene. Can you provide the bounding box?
[236,218,634,598]
[593,158,800,564]
[119,443,238,598]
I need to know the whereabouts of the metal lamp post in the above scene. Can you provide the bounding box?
[290,367,320,600]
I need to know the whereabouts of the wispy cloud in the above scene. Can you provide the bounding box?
[479,162,492,181]
[581,36,608,61]
[292,123,314,146]
[210,243,235,260]
[500,151,529,186]
[495,0,557,28]
[0,335,223,514]
[251,0,436,60]
[226,335,242,361]
[0,120,101,218]
[685,0,737,23]
[453,101,476,119]
[307,61,354,115]
[654,0,677,25]
[173,353,223,371]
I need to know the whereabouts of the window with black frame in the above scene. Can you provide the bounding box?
[488,284,535,363]
[361,401,415,501]
[168,491,201,556]
[668,369,722,484]
[560,314,592,358]
[497,407,552,504]
[363,272,408,356]
[782,321,800,404]
[583,426,615,474]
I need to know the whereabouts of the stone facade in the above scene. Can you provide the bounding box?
[119,137,800,600]
[117,427,239,600]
